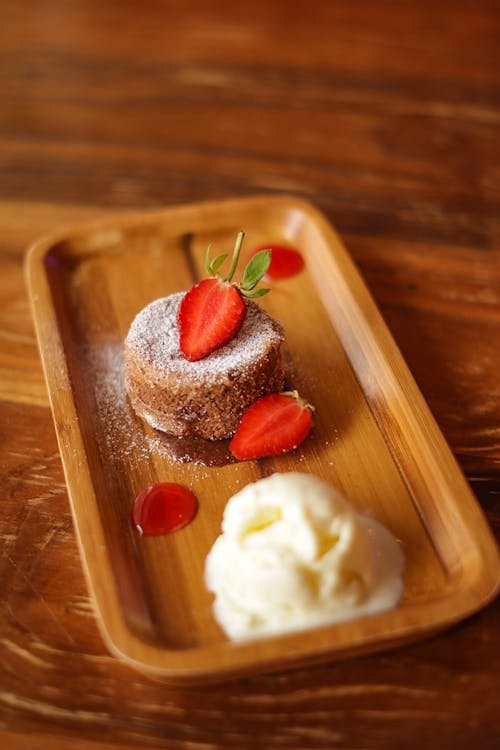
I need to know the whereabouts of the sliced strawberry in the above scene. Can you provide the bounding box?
[178,277,246,361]
[230,391,313,460]
[177,231,271,361]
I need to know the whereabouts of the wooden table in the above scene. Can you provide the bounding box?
[1,1,499,747]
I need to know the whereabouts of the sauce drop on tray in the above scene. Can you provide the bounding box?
[253,244,304,280]
[132,483,197,536]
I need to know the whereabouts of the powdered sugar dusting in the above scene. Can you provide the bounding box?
[84,341,159,460]
[86,340,150,460]
[81,339,229,470]
[79,292,285,468]
[125,292,284,384]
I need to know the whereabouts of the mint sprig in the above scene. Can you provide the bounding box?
[205,231,271,298]
[205,245,228,276]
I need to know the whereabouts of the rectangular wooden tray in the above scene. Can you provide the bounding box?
[25,195,500,682]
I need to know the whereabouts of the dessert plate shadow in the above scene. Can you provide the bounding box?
[25,195,500,682]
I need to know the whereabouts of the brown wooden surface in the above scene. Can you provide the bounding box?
[1,0,500,747]
[26,195,500,682]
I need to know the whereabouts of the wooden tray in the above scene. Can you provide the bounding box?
[25,195,500,683]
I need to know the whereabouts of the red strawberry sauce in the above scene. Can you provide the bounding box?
[253,244,304,280]
[132,482,197,536]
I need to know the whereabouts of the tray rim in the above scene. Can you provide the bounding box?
[24,194,500,682]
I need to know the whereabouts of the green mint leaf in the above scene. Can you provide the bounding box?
[241,249,271,291]
[204,243,213,276]
[209,253,228,276]
[242,286,270,298]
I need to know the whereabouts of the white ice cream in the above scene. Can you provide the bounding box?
[205,473,404,639]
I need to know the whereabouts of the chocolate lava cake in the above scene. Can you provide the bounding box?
[124,292,284,440]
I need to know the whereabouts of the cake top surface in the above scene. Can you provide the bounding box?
[125,292,284,384]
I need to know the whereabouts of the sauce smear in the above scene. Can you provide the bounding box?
[152,429,237,467]
[253,244,304,280]
[132,483,197,536]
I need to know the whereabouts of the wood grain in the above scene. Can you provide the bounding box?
[1,0,500,746]
[25,195,499,681]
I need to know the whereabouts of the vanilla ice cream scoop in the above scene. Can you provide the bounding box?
[205,472,404,639]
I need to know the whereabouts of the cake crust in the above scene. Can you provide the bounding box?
[125,293,284,440]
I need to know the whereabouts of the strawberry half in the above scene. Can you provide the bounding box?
[178,278,245,361]
[229,391,314,460]
[178,231,271,361]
